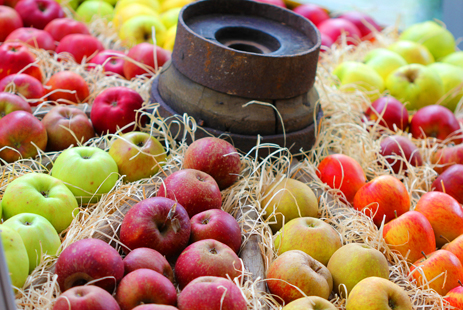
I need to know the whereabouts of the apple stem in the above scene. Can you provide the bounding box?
[394,210,398,219]
[459,280,463,287]
[421,251,428,260]
[440,235,451,244]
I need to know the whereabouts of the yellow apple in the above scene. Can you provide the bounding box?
[428,62,463,112]
[161,7,181,29]
[160,0,194,12]
[113,3,160,30]
[119,15,166,48]
[160,24,177,51]
[442,51,463,68]
[76,1,114,23]
[0,225,29,291]
[388,40,434,65]
[115,0,160,14]
[364,48,407,82]
[283,296,337,310]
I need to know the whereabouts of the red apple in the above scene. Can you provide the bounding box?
[415,191,463,248]
[445,283,463,309]
[123,247,174,283]
[0,5,23,42]
[353,175,410,226]
[0,110,47,162]
[364,96,409,131]
[183,137,241,190]
[119,197,191,259]
[0,42,43,82]
[6,27,55,51]
[316,154,366,205]
[44,17,90,42]
[45,71,89,104]
[293,4,329,26]
[432,144,463,174]
[320,33,334,52]
[318,18,362,45]
[190,209,241,254]
[410,250,463,295]
[379,135,423,174]
[52,285,121,310]
[338,11,382,39]
[90,86,146,135]
[89,50,126,76]
[41,106,95,152]
[442,234,463,266]
[410,105,461,144]
[383,210,436,263]
[123,43,171,80]
[115,268,177,310]
[14,0,64,30]
[157,169,222,218]
[0,73,45,105]
[4,0,20,7]
[133,306,178,310]
[174,239,243,289]
[432,164,463,204]
[253,0,285,8]
[178,276,247,310]
[55,238,124,292]
[56,34,104,63]
[0,92,31,119]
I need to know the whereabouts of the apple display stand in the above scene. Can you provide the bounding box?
[0,238,17,310]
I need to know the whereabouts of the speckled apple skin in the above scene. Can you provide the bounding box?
[123,247,174,282]
[443,234,463,266]
[52,285,121,310]
[445,285,463,309]
[432,164,463,202]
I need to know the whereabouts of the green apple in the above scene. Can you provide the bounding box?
[0,225,29,290]
[442,51,463,68]
[332,61,385,101]
[1,173,79,233]
[57,0,117,10]
[115,0,161,14]
[261,178,318,233]
[282,296,337,310]
[76,1,114,23]
[274,217,342,266]
[428,62,463,112]
[51,146,119,204]
[400,21,455,61]
[113,3,160,29]
[346,277,412,310]
[119,15,167,48]
[3,213,61,273]
[160,7,181,29]
[388,40,434,65]
[364,48,407,82]
[327,243,389,297]
[386,64,444,110]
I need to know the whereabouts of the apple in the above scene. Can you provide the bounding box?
[4,0,21,7]
[320,33,333,52]
[338,11,382,39]
[415,191,463,248]
[45,71,89,104]
[346,277,412,310]
[6,28,55,51]
[442,234,463,266]
[115,268,177,310]
[183,137,241,190]
[445,284,463,309]
[386,64,444,111]
[190,209,241,254]
[174,239,242,289]
[400,20,456,61]
[15,0,64,30]
[76,1,114,23]
[410,250,463,295]
[160,0,194,12]
[119,15,166,48]
[132,306,177,310]
[160,25,177,51]
[442,51,463,68]
[364,48,408,82]
[123,247,174,282]
[108,131,166,182]
[318,18,361,45]
[0,224,29,290]
[364,96,409,132]
[293,4,329,27]
[157,169,221,218]
[56,34,104,63]
[178,276,246,310]
[266,250,333,304]
[0,73,45,105]
[90,86,146,135]
[113,3,159,30]
[51,146,119,203]
[89,50,126,76]
[428,62,463,112]
[379,135,423,174]
[0,42,43,82]
[41,106,95,152]
[253,0,285,7]
[316,154,366,205]
[431,146,463,174]
[0,5,23,42]
[115,0,160,14]
[44,17,90,42]
[123,43,171,80]
[388,41,434,65]
[0,92,31,119]
[160,7,181,29]
[282,296,336,310]
[52,285,121,310]
[120,197,191,258]
[55,238,124,292]
[0,110,47,163]
[432,164,463,203]
[353,175,410,227]
[274,217,342,266]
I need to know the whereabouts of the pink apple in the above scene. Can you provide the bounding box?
[190,209,241,254]
[338,11,382,39]
[157,169,222,218]
[0,5,23,42]
[123,43,171,80]
[174,239,243,289]
[55,238,124,292]
[4,0,20,6]
[320,33,334,52]
[45,71,89,104]
[56,34,104,63]
[431,144,463,174]
[183,137,241,190]
[132,306,178,310]
[432,164,463,204]
[123,247,174,283]
[293,4,329,26]
[442,234,463,266]
[89,50,126,76]
[445,285,463,310]
[14,0,64,30]
[0,92,31,119]
[364,96,409,131]
[119,197,191,259]
[0,42,43,82]
[52,285,121,310]
[379,135,423,174]
[178,276,247,310]
[6,27,55,51]
[253,0,285,8]
[318,18,362,45]
[44,17,90,42]
[0,73,45,105]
